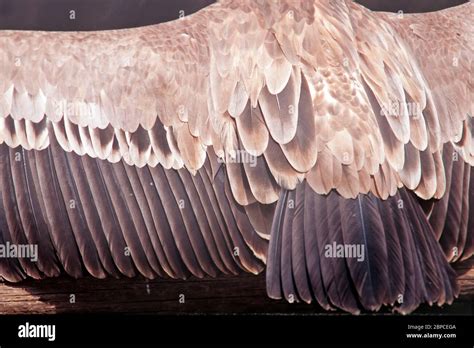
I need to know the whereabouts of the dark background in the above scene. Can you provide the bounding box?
[0,0,468,31]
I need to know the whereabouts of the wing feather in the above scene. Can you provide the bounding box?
[1,0,472,202]
[0,0,473,313]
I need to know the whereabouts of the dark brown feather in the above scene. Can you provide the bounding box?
[97,159,156,278]
[291,184,312,303]
[163,167,218,277]
[320,191,361,313]
[9,147,60,277]
[0,189,26,282]
[463,166,474,260]
[135,165,189,278]
[211,168,264,274]
[266,190,287,299]
[34,144,83,278]
[80,154,136,277]
[429,144,454,239]
[197,166,242,275]
[401,189,458,305]
[122,163,168,277]
[375,195,404,306]
[453,163,470,261]
[439,153,465,260]
[0,146,42,279]
[149,165,204,278]
[339,193,388,311]
[302,183,333,310]
[49,136,107,278]
[385,191,418,314]
[280,190,297,302]
[187,168,236,275]
[65,150,120,277]
[178,168,228,274]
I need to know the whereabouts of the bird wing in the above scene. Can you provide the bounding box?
[375,1,474,264]
[0,1,275,282]
[2,0,472,208]
[376,0,474,164]
[0,0,473,284]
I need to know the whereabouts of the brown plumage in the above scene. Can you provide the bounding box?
[0,0,473,314]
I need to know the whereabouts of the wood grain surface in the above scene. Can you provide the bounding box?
[1,258,473,315]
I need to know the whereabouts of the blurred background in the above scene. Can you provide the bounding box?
[0,0,468,31]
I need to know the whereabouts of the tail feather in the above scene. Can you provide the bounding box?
[430,144,474,262]
[376,197,405,307]
[302,184,334,310]
[266,181,459,314]
[280,190,297,302]
[291,184,312,303]
[266,190,287,299]
[464,167,474,259]
[340,194,388,311]
[322,191,361,313]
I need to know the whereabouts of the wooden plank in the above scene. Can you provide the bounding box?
[0,259,473,314]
